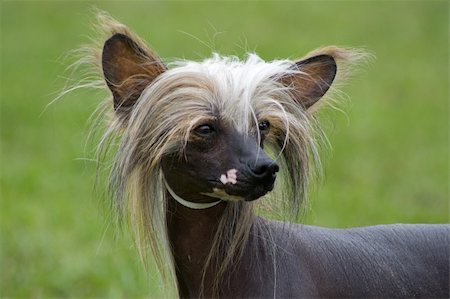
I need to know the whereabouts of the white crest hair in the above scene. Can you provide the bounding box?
[63,11,369,297]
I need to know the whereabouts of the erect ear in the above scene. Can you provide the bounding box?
[102,33,166,116]
[280,54,337,109]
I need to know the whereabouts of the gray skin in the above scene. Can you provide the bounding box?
[169,203,449,298]
[229,220,449,298]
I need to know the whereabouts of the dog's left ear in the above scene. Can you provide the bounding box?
[280,54,337,109]
[102,33,167,117]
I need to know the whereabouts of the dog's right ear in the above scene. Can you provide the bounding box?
[102,33,166,118]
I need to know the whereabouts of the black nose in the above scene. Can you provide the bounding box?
[252,160,279,177]
[250,158,279,187]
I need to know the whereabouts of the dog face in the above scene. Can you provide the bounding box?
[102,33,336,203]
[161,115,279,202]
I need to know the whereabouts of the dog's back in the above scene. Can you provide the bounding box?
[297,223,449,298]
[231,220,449,298]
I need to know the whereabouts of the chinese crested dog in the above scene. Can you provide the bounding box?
[71,13,449,298]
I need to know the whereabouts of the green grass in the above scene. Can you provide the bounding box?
[1,1,448,298]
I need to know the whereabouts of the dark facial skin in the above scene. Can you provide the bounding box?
[161,119,279,203]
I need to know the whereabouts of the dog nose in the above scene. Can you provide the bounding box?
[250,159,279,193]
[252,161,279,177]
[250,158,279,182]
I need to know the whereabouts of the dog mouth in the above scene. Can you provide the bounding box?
[205,178,275,202]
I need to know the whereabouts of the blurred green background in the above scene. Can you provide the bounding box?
[1,1,448,298]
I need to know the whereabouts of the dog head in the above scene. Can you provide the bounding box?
[102,33,338,204]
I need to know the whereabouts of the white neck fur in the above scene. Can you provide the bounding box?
[164,181,222,210]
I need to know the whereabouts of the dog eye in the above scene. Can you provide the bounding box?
[258,120,270,133]
[194,124,215,137]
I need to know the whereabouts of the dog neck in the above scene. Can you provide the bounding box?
[166,191,227,297]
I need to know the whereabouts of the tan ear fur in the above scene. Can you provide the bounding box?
[102,33,166,116]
